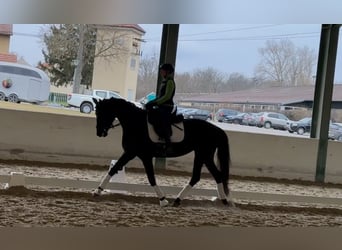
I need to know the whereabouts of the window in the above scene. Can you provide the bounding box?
[109,91,122,99]
[114,37,124,45]
[278,114,288,120]
[130,58,136,70]
[95,91,107,99]
[0,65,42,79]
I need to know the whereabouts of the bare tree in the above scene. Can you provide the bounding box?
[255,39,316,87]
[175,72,193,93]
[296,46,317,85]
[137,53,257,96]
[91,24,131,62]
[225,72,254,91]
[192,67,224,93]
[136,54,159,99]
[41,24,129,92]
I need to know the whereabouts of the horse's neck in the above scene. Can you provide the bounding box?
[114,103,142,128]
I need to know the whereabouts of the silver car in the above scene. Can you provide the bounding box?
[329,123,342,141]
[256,112,290,130]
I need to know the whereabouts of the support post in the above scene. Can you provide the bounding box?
[155,24,179,169]
[311,24,340,182]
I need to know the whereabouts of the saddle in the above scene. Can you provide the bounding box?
[147,114,185,143]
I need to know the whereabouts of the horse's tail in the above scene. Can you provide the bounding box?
[217,131,231,196]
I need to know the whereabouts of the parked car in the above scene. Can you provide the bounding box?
[67,89,123,113]
[256,112,290,130]
[242,113,258,126]
[223,112,248,124]
[329,123,342,141]
[182,108,212,120]
[215,108,240,122]
[67,89,142,113]
[287,117,312,135]
[177,107,197,116]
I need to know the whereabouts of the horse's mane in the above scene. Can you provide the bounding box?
[105,97,144,114]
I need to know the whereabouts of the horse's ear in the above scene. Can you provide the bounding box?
[93,98,98,105]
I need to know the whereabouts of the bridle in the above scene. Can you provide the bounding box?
[99,118,121,137]
[110,120,121,129]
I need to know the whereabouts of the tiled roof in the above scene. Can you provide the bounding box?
[179,85,342,105]
[0,24,13,35]
[115,24,145,34]
[0,53,17,63]
[96,24,145,34]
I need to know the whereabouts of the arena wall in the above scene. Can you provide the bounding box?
[1,104,342,184]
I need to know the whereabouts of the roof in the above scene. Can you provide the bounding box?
[178,85,342,106]
[0,24,12,35]
[0,53,17,63]
[96,24,145,34]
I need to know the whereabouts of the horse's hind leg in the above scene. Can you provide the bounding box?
[173,154,203,207]
[205,160,233,206]
[92,152,134,196]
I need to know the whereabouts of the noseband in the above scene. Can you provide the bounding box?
[106,120,120,132]
[111,120,121,129]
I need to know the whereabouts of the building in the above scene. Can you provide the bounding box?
[0,24,17,63]
[177,85,342,112]
[91,24,145,101]
[0,24,146,105]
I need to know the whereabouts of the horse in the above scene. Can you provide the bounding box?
[92,97,234,207]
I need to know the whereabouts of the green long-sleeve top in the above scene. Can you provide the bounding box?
[153,76,176,107]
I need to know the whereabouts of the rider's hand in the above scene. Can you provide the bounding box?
[145,101,155,110]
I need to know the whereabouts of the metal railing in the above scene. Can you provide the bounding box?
[48,92,68,106]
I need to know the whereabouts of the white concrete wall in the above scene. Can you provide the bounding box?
[1,104,342,183]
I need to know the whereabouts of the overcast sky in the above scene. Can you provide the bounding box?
[9,24,342,82]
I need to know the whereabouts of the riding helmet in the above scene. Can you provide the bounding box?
[159,63,174,73]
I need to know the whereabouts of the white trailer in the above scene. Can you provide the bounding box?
[0,61,50,104]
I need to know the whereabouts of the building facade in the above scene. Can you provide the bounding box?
[91,24,145,101]
[0,24,17,62]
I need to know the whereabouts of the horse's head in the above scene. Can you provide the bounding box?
[93,98,116,137]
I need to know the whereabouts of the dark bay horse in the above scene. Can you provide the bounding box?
[92,97,234,207]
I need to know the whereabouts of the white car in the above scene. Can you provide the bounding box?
[67,89,142,113]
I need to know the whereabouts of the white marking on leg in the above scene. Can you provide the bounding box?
[153,185,169,206]
[226,193,236,207]
[99,174,112,190]
[177,184,192,200]
[217,183,227,200]
[93,174,112,196]
[153,185,165,199]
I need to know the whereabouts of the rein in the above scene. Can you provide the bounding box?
[110,120,121,129]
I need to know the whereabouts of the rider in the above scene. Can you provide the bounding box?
[145,63,176,146]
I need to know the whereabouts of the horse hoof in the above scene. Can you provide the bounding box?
[221,199,229,205]
[222,199,236,208]
[173,198,181,207]
[227,200,236,208]
[92,188,102,197]
[159,198,169,207]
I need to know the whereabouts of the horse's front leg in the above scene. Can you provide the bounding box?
[92,152,134,196]
[141,156,168,207]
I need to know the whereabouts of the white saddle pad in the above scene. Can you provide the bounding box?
[147,121,184,143]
